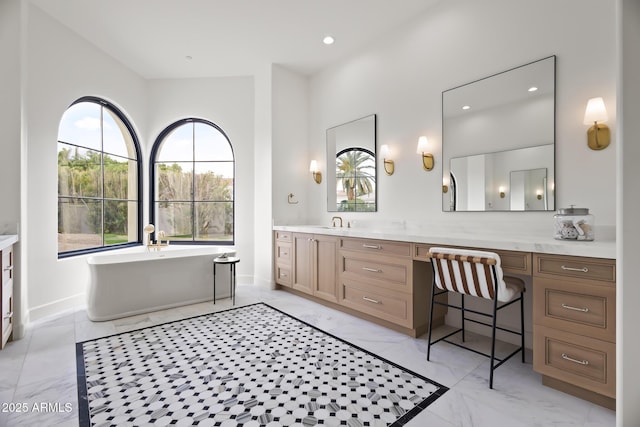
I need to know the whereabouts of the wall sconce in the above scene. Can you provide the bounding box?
[416,136,434,171]
[442,177,449,193]
[309,160,322,184]
[536,189,543,200]
[380,144,394,175]
[584,97,610,150]
[499,186,506,198]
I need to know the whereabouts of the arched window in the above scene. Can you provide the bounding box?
[57,97,141,257]
[335,147,376,212]
[150,119,234,244]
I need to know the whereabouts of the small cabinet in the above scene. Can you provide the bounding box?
[292,233,338,302]
[1,244,14,349]
[532,253,616,408]
[274,232,293,287]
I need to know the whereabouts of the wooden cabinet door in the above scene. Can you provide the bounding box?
[292,233,313,294]
[312,235,338,303]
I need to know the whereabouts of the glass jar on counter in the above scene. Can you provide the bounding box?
[553,206,594,241]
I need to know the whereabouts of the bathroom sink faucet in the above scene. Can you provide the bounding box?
[331,216,343,228]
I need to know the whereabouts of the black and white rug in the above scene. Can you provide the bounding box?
[76,303,447,426]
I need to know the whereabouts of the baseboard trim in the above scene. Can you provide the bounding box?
[28,292,85,324]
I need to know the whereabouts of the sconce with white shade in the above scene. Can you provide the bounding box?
[499,186,506,198]
[536,189,543,200]
[380,144,394,175]
[442,176,449,193]
[584,97,610,150]
[309,160,322,184]
[416,136,434,171]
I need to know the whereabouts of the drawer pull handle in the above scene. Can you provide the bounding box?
[561,265,589,273]
[3,266,12,272]
[561,303,589,313]
[362,244,381,250]
[362,296,381,304]
[362,267,382,273]
[4,311,12,319]
[561,353,589,365]
[281,273,288,278]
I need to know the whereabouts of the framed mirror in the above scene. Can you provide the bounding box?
[442,56,555,212]
[326,114,377,212]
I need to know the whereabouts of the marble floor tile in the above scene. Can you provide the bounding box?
[17,323,77,386]
[427,388,536,427]
[7,374,77,427]
[0,330,32,391]
[405,409,457,427]
[0,283,618,426]
[74,318,116,343]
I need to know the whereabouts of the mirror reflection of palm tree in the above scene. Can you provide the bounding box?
[336,148,375,201]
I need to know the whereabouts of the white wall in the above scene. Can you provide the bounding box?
[299,0,615,231]
[617,0,640,424]
[0,0,25,336]
[146,76,255,280]
[24,4,149,321]
[271,65,309,226]
[0,0,21,235]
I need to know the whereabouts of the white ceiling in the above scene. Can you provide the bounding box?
[30,0,442,79]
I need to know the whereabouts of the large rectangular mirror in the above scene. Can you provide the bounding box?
[326,114,377,212]
[442,56,555,211]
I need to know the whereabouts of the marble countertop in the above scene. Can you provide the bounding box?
[273,225,616,259]
[0,234,18,252]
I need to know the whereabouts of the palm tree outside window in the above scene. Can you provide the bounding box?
[335,147,376,212]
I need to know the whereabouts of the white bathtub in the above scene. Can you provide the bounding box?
[86,245,235,321]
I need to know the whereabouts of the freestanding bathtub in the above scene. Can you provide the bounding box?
[86,245,235,321]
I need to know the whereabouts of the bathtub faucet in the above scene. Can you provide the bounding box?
[143,224,170,251]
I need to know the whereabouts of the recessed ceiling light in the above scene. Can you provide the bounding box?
[462,105,471,110]
[323,35,335,45]
[528,86,538,92]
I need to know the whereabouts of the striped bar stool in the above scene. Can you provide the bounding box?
[426,247,525,389]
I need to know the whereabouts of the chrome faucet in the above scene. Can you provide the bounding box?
[331,216,343,228]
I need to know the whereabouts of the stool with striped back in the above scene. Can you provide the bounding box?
[425,247,525,389]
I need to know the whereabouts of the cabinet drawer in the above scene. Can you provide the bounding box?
[275,231,292,242]
[275,242,292,265]
[414,244,531,275]
[534,325,615,398]
[534,254,615,284]
[533,277,615,342]
[339,252,412,293]
[275,265,292,286]
[342,256,407,286]
[340,237,411,257]
[340,280,412,328]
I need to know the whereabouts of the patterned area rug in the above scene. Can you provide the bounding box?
[76,303,447,426]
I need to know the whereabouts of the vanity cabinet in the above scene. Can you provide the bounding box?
[532,253,616,409]
[292,233,339,303]
[1,244,14,349]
